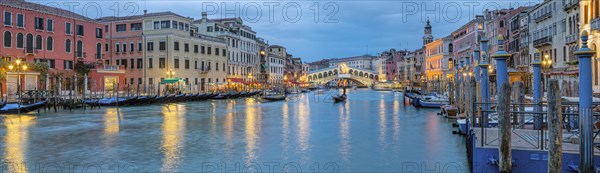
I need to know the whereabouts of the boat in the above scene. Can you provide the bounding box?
[301,88,310,93]
[261,90,286,101]
[84,97,135,106]
[332,95,347,103]
[0,101,47,114]
[414,95,449,108]
[213,93,229,100]
[441,105,458,118]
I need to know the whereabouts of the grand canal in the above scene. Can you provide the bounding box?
[0,89,468,172]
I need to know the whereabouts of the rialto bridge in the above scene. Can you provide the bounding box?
[307,64,379,87]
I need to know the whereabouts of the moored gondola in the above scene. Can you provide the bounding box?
[0,101,47,114]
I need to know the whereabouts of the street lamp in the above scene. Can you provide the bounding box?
[166,68,175,78]
[8,59,28,115]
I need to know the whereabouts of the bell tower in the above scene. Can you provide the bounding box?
[423,19,434,46]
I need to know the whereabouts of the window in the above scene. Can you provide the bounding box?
[216,62,219,71]
[174,58,180,68]
[122,43,127,52]
[184,43,189,52]
[130,43,134,52]
[207,26,213,32]
[3,31,11,47]
[194,60,198,69]
[64,60,73,70]
[16,14,23,27]
[153,21,159,29]
[116,24,126,32]
[201,46,205,54]
[121,59,127,68]
[148,58,153,68]
[159,58,166,68]
[95,28,103,38]
[174,41,179,51]
[4,12,11,26]
[47,19,53,31]
[105,43,108,52]
[222,49,226,57]
[147,42,154,51]
[76,25,84,36]
[159,41,166,51]
[130,78,133,85]
[76,40,83,57]
[35,17,44,30]
[185,60,189,69]
[149,78,153,85]
[137,59,142,69]
[138,42,142,52]
[16,33,23,48]
[96,43,101,59]
[115,43,120,52]
[47,37,53,51]
[223,63,225,71]
[26,34,33,51]
[194,45,198,53]
[35,35,42,50]
[131,23,142,31]
[201,61,205,71]
[216,48,220,56]
[130,59,134,69]
[65,22,72,34]
[160,20,170,29]
[207,47,212,54]
[48,59,55,69]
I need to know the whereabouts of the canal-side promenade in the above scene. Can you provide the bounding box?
[0,90,468,172]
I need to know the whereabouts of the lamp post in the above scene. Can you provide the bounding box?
[542,54,553,92]
[8,59,28,115]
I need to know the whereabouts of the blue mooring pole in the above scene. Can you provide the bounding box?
[479,52,489,127]
[474,48,480,82]
[532,49,542,130]
[491,34,510,94]
[574,31,595,173]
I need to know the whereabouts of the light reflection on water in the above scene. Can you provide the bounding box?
[0,89,468,172]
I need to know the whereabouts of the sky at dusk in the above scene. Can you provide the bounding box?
[33,0,540,62]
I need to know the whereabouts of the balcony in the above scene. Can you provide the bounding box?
[197,67,210,74]
[565,33,578,44]
[591,17,600,31]
[519,42,529,49]
[534,12,552,23]
[24,47,37,55]
[533,36,552,47]
[564,0,579,12]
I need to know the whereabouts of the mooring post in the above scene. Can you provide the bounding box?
[512,82,524,127]
[498,82,512,173]
[491,34,510,96]
[479,52,490,127]
[470,77,477,125]
[574,31,595,173]
[547,79,562,172]
[532,49,543,130]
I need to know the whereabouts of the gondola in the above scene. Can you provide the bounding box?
[262,92,286,101]
[85,97,136,106]
[332,95,347,103]
[0,101,47,114]
[172,94,187,102]
[213,93,229,100]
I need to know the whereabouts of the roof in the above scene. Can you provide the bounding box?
[1,0,94,22]
[268,45,285,49]
[96,11,189,22]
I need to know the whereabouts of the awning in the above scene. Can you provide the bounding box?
[160,78,183,84]
[226,78,245,84]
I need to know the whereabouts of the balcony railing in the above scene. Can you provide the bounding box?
[533,36,552,47]
[519,42,529,48]
[534,12,552,23]
[591,17,600,31]
[197,67,211,74]
[103,65,119,71]
[565,33,578,44]
[564,0,579,11]
[24,47,37,55]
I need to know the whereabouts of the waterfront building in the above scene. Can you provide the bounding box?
[529,0,577,94]
[194,12,260,83]
[450,16,485,81]
[99,11,228,93]
[265,53,284,84]
[328,55,377,70]
[308,59,330,71]
[0,0,121,96]
[424,36,453,82]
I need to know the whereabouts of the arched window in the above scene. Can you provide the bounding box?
[35,35,42,50]
[26,34,33,51]
[76,40,83,57]
[96,43,102,59]
[448,43,453,52]
[47,37,53,51]
[3,31,11,47]
[16,33,23,48]
[65,39,71,52]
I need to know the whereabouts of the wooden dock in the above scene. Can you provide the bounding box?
[473,127,600,155]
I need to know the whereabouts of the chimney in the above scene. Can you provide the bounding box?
[202,12,208,19]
